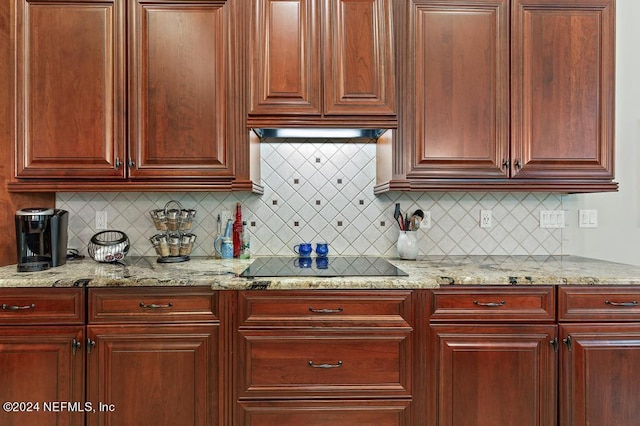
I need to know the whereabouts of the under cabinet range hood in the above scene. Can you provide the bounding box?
[252,128,388,140]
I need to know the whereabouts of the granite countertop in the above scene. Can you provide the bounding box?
[2,255,640,289]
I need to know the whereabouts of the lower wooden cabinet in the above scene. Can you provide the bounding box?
[237,290,414,426]
[427,286,558,426]
[0,326,85,426]
[238,400,411,426]
[5,285,640,426]
[86,324,218,426]
[0,288,85,426]
[558,286,640,426]
[428,324,557,426]
[86,287,223,426]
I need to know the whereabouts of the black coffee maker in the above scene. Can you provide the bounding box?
[15,208,69,272]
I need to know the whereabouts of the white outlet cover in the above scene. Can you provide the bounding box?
[480,210,492,228]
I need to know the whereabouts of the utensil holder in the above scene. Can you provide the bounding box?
[397,231,418,260]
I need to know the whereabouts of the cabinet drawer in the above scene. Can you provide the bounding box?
[89,287,217,323]
[238,330,412,399]
[239,290,412,327]
[239,400,410,426]
[430,286,555,322]
[559,286,640,321]
[0,288,84,324]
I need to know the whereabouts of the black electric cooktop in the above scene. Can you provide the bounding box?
[239,256,408,278]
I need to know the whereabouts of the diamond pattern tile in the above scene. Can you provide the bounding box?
[57,141,566,258]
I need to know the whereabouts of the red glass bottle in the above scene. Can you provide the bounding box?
[232,202,242,258]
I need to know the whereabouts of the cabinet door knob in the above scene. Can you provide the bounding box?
[514,159,522,170]
[115,158,122,170]
[128,158,136,168]
[72,338,82,355]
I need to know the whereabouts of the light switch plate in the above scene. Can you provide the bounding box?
[579,210,598,228]
[540,210,565,228]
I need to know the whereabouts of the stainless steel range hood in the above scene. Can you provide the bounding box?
[252,128,388,140]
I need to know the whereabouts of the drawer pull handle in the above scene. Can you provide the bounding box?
[605,300,638,307]
[139,302,173,309]
[308,360,343,369]
[308,307,343,314]
[473,300,506,308]
[1,303,36,311]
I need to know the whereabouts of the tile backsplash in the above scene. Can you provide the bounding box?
[57,142,564,258]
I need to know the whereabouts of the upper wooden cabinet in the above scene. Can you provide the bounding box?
[10,0,260,193]
[376,0,616,193]
[247,0,396,127]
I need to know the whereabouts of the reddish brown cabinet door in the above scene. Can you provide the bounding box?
[86,324,218,426]
[249,0,321,116]
[511,0,615,181]
[248,0,395,125]
[406,0,509,179]
[0,326,85,426]
[560,324,640,426]
[14,0,125,179]
[129,0,234,180]
[429,324,558,426]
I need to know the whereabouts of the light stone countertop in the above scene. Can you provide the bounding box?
[2,255,640,289]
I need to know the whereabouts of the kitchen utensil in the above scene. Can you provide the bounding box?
[410,215,421,231]
[394,203,403,230]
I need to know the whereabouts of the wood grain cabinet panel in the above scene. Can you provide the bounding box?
[9,0,258,192]
[407,0,509,180]
[559,324,640,426]
[129,0,233,179]
[430,286,556,322]
[14,0,125,179]
[239,290,412,327]
[429,324,558,426]
[248,0,395,126]
[238,330,412,399]
[559,285,640,426]
[380,0,616,193]
[89,287,218,323]
[511,0,615,181]
[0,287,84,324]
[0,288,85,426]
[239,400,410,426]
[0,326,85,426]
[558,285,640,322]
[86,324,218,426]
[237,290,413,425]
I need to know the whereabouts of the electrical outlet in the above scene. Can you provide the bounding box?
[95,211,108,230]
[480,210,492,228]
[423,211,432,229]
